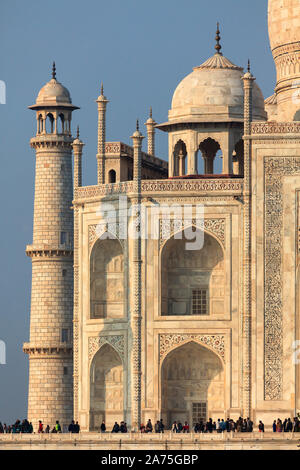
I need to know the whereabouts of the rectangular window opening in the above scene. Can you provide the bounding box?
[61,329,68,343]
[192,289,208,315]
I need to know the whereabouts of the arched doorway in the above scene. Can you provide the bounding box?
[90,236,124,319]
[108,169,116,183]
[161,342,224,428]
[90,343,124,430]
[161,230,225,317]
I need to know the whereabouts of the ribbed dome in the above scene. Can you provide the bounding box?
[195,53,242,71]
[35,78,72,106]
[170,53,266,122]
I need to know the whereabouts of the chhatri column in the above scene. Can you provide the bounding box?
[96,83,109,184]
[130,120,144,430]
[145,107,156,156]
[178,150,185,176]
[187,151,198,175]
[242,61,255,418]
[72,126,84,190]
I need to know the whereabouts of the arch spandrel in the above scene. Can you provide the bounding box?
[88,335,125,365]
[159,334,225,366]
[159,220,226,251]
[88,225,125,253]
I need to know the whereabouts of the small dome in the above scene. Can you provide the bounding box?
[35,78,72,106]
[170,53,266,122]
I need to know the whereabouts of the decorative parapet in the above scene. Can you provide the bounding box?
[251,122,300,135]
[74,178,243,201]
[30,135,74,149]
[74,181,134,200]
[23,342,72,356]
[159,334,225,362]
[105,141,168,170]
[88,335,125,363]
[26,244,73,258]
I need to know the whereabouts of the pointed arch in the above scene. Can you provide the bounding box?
[160,337,225,367]
[89,343,124,430]
[173,139,187,176]
[58,113,65,134]
[161,228,224,317]
[160,341,225,428]
[198,138,221,175]
[45,113,54,134]
[90,235,124,319]
[108,169,117,183]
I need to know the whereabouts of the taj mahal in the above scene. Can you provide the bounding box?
[23,0,300,432]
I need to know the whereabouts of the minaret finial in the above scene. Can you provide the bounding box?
[150,106,152,118]
[247,59,251,73]
[215,22,222,55]
[136,119,139,131]
[52,61,56,79]
[76,125,80,139]
[101,82,104,95]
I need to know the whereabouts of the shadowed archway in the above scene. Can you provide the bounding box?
[161,341,225,428]
[90,343,124,430]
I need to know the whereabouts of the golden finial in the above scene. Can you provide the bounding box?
[215,22,222,55]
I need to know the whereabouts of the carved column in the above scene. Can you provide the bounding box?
[187,150,198,175]
[96,84,109,185]
[130,122,144,430]
[178,150,185,176]
[242,65,255,418]
[145,107,156,156]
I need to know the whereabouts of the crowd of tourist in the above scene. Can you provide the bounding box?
[0,419,80,434]
[1,416,300,434]
[0,420,33,434]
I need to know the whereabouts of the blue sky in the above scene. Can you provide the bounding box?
[0,0,272,423]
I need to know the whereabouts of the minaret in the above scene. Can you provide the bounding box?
[130,120,144,430]
[72,126,84,189]
[268,0,300,121]
[96,83,109,184]
[144,107,156,156]
[24,63,79,431]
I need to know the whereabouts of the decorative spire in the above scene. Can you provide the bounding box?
[136,119,139,131]
[247,59,251,73]
[215,22,222,55]
[76,125,80,139]
[149,106,152,119]
[52,61,56,80]
[101,82,104,96]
